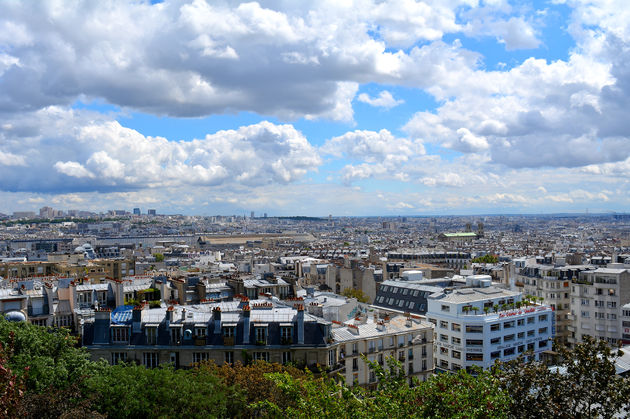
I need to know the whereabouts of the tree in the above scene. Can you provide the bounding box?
[0,335,24,418]
[415,368,510,419]
[494,337,630,418]
[85,363,232,419]
[0,317,96,392]
[341,288,370,303]
[472,254,499,264]
[153,253,164,262]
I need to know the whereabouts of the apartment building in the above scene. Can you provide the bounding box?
[427,275,554,373]
[373,276,464,315]
[84,297,333,370]
[517,261,594,347]
[330,314,434,386]
[569,267,630,346]
[325,258,376,302]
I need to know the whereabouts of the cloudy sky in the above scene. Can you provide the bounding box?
[1,0,629,216]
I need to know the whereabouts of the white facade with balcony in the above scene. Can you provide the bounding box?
[427,275,554,373]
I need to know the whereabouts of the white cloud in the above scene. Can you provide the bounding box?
[0,108,321,193]
[357,90,404,109]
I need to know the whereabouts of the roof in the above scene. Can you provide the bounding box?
[332,315,430,342]
[433,286,519,304]
[442,232,477,237]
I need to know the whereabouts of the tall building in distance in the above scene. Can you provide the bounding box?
[147,209,157,216]
[133,208,141,215]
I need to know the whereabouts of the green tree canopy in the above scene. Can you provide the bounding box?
[341,288,371,303]
[472,254,499,264]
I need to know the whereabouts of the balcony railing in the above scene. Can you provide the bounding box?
[223,337,235,346]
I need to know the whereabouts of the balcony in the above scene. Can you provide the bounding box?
[223,337,235,346]
[194,337,206,346]
[281,337,293,345]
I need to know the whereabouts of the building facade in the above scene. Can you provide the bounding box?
[427,275,554,373]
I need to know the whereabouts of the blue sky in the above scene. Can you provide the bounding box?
[1,0,630,216]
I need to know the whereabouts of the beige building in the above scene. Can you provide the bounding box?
[330,314,434,386]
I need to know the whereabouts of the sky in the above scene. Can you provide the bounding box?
[1,0,630,216]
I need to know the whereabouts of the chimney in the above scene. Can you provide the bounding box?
[166,306,174,327]
[213,307,221,334]
[242,305,251,344]
[93,308,111,344]
[297,304,304,344]
[132,305,143,334]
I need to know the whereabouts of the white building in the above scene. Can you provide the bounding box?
[427,275,554,373]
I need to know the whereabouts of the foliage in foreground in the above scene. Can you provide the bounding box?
[1,317,630,418]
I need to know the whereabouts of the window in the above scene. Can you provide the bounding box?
[352,358,359,371]
[441,305,450,312]
[504,334,515,342]
[517,319,524,326]
[440,359,449,369]
[527,343,535,351]
[504,321,515,329]
[428,318,437,325]
[527,317,535,324]
[581,299,589,306]
[491,351,501,359]
[402,289,409,295]
[466,339,483,346]
[440,334,448,342]
[608,313,617,320]
[111,352,127,365]
[440,347,449,355]
[353,342,359,354]
[193,352,210,363]
[607,301,617,309]
[253,352,269,362]
[451,323,461,332]
[146,327,157,345]
[581,311,590,318]
[504,348,515,356]
[517,332,525,339]
[282,351,291,364]
[225,351,234,365]
[452,336,461,344]
[440,321,449,329]
[518,345,525,353]
[111,327,129,343]
[280,326,293,344]
[452,350,461,359]
[170,327,181,345]
[491,337,500,345]
[466,325,483,333]
[539,340,548,348]
[539,327,548,335]
[490,323,500,331]
[255,327,267,344]
[413,290,419,297]
[466,353,483,361]
[143,352,159,368]
[539,314,548,322]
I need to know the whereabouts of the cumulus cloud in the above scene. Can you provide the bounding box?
[0,108,321,193]
[357,90,404,109]
[0,1,488,121]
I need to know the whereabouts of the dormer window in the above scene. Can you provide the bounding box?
[111,326,129,343]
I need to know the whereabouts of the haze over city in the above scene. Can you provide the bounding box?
[1,0,629,216]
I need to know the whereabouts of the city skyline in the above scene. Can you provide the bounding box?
[1,1,630,216]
